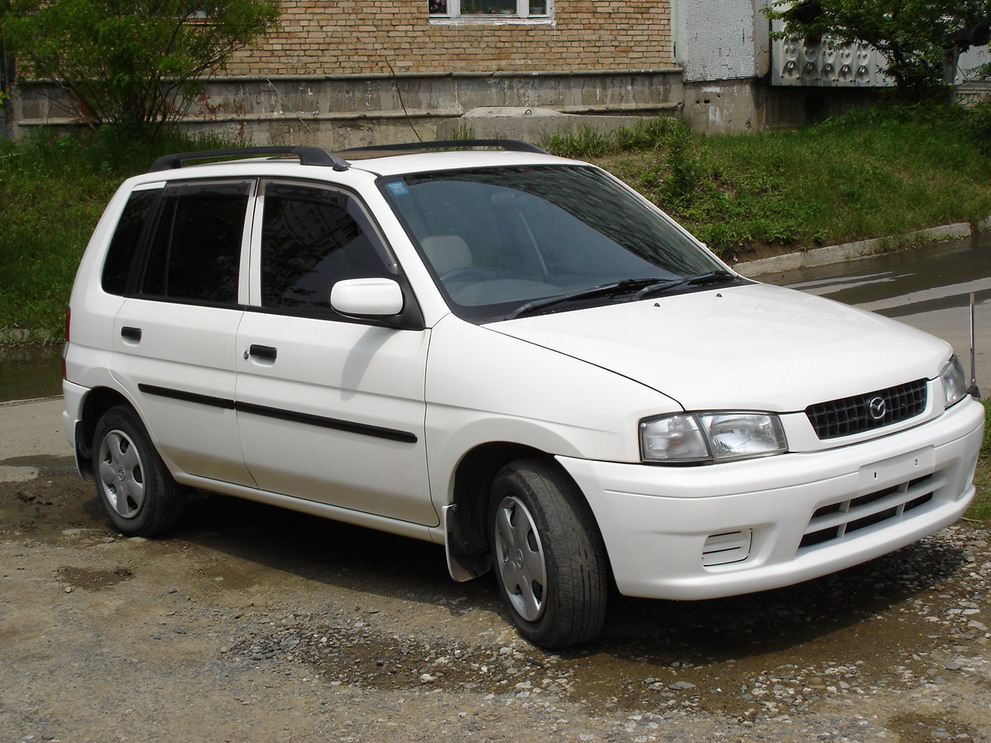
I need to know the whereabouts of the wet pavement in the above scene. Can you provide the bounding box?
[761,232,991,395]
[0,346,62,403]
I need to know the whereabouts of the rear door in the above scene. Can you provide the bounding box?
[234,180,434,525]
[111,179,254,486]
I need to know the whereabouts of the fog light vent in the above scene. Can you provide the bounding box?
[702,529,752,567]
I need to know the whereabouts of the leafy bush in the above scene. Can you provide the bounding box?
[1,0,280,138]
[4,106,991,344]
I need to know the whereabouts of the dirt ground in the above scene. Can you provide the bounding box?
[1,404,990,742]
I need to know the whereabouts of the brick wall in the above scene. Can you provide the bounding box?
[223,0,675,76]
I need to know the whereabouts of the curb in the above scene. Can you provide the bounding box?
[0,395,63,407]
[734,221,981,278]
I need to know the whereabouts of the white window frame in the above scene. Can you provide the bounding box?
[429,0,553,25]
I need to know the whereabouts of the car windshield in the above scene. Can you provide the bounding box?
[380,165,727,322]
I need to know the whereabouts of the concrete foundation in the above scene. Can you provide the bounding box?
[681,78,883,134]
[12,69,685,148]
[11,69,885,145]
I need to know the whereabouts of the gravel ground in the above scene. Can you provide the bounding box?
[1,446,989,742]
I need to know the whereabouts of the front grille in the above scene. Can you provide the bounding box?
[805,379,927,439]
[798,474,939,551]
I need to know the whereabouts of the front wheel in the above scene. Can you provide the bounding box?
[92,406,185,537]
[490,459,608,648]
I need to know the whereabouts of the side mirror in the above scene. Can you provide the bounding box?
[330,278,405,318]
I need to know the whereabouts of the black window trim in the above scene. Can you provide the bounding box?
[124,177,257,308]
[106,174,426,329]
[251,177,426,330]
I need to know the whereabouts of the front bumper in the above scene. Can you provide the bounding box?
[558,396,984,601]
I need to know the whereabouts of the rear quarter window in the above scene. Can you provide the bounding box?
[101,189,158,295]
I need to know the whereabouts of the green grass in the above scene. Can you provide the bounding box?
[969,397,991,521]
[545,104,991,259]
[0,127,239,345]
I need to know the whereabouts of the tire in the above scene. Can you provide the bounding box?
[489,459,608,649]
[92,405,186,537]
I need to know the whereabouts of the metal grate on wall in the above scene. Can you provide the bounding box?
[771,22,894,88]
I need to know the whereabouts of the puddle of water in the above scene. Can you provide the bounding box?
[766,232,991,392]
[0,347,63,403]
[768,232,991,308]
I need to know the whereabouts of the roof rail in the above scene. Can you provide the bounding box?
[343,139,550,155]
[148,146,350,173]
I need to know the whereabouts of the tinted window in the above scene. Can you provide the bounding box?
[140,181,251,304]
[382,165,722,320]
[102,189,158,295]
[260,182,394,314]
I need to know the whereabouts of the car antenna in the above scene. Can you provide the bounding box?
[968,292,981,398]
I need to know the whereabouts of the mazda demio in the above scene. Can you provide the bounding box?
[63,141,984,648]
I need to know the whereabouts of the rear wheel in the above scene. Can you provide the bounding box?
[490,459,608,648]
[92,406,185,536]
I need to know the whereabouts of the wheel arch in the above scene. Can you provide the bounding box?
[73,387,135,478]
[443,441,605,583]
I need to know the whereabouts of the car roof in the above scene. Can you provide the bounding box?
[143,141,583,182]
[348,149,578,177]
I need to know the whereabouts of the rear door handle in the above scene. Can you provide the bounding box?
[246,344,277,362]
[121,326,142,342]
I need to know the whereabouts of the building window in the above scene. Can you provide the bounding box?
[429,0,550,20]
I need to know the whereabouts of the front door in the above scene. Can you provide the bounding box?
[234,180,434,526]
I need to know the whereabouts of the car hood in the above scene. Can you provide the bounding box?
[488,283,951,412]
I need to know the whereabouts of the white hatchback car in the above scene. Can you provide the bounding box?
[63,141,984,648]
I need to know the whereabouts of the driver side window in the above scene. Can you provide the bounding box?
[259,182,396,317]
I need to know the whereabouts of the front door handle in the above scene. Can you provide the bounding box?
[246,344,278,362]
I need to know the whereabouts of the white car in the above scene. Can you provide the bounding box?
[62,142,985,648]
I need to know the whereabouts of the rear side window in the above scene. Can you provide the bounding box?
[139,181,251,304]
[101,189,158,295]
[259,182,395,315]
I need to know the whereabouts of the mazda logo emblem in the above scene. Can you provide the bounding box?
[867,396,887,421]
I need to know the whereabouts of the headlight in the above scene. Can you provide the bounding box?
[640,412,787,464]
[940,355,968,409]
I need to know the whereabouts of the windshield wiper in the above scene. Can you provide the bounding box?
[631,270,738,300]
[506,277,666,320]
[506,271,739,320]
